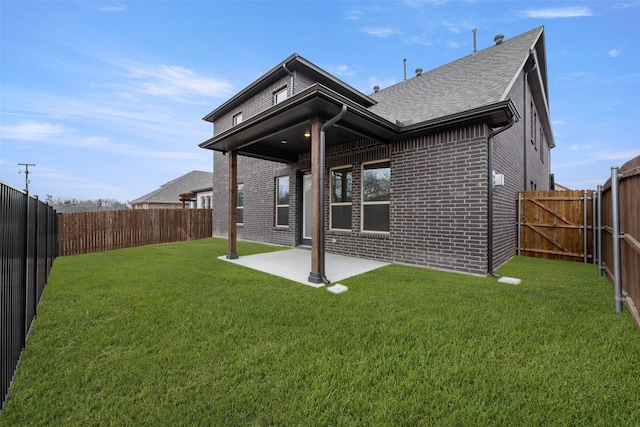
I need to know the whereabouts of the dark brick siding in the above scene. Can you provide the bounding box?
[214,125,497,276]
[214,76,291,136]
[213,71,315,136]
[213,151,297,247]
[491,69,550,269]
[209,69,551,276]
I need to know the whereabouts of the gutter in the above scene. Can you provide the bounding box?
[487,116,516,278]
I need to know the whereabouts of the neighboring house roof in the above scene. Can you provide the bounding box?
[131,171,213,205]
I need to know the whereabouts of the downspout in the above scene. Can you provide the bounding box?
[282,63,294,96]
[318,105,348,284]
[522,51,538,191]
[523,58,537,189]
[487,117,515,278]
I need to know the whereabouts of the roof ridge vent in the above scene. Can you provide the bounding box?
[494,33,505,45]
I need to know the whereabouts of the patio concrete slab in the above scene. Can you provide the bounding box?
[219,248,389,287]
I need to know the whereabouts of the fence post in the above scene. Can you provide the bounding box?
[582,190,587,263]
[21,191,29,350]
[597,185,603,276]
[592,191,596,264]
[517,193,522,256]
[611,167,624,313]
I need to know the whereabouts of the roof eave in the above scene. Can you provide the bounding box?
[200,83,399,153]
[395,100,520,139]
[202,54,376,123]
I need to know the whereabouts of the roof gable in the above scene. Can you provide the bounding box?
[203,54,375,123]
[368,27,544,125]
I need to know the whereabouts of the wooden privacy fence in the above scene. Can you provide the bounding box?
[600,156,640,324]
[517,190,595,262]
[58,209,212,256]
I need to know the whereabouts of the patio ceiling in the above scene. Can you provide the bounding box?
[199,84,400,163]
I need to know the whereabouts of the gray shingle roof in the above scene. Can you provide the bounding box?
[368,27,543,125]
[130,170,213,204]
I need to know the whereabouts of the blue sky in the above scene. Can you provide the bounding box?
[1,0,639,202]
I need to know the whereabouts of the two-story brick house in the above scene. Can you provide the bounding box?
[199,26,554,281]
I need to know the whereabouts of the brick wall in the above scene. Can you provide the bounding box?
[209,73,551,275]
[213,151,297,247]
[214,125,495,276]
[492,69,551,269]
[214,75,291,136]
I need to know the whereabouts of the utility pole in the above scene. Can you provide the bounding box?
[18,163,36,193]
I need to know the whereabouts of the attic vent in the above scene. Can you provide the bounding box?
[494,33,505,45]
[415,67,423,76]
[373,85,380,93]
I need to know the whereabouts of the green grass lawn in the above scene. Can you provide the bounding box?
[2,238,639,426]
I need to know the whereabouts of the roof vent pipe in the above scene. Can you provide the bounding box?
[373,85,380,93]
[472,27,477,53]
[403,58,407,80]
[494,33,504,45]
[415,68,423,76]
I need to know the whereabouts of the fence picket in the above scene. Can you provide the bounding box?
[56,209,212,256]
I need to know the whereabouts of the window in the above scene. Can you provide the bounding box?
[273,87,288,105]
[362,161,390,233]
[275,176,289,227]
[540,131,544,162]
[233,112,243,126]
[533,111,537,149]
[236,184,244,224]
[530,101,534,145]
[330,167,352,230]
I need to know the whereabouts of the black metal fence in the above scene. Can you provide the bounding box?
[1,181,57,415]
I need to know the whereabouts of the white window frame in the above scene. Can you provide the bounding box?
[273,86,288,105]
[236,183,244,225]
[233,112,243,126]
[275,176,289,227]
[361,160,391,234]
[330,165,353,231]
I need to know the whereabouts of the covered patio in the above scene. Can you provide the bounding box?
[201,81,398,285]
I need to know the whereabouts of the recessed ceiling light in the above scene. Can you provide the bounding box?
[303,131,311,138]
[280,140,287,144]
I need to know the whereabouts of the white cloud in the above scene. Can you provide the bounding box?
[326,64,356,78]
[517,7,593,18]
[96,3,127,13]
[344,10,364,20]
[613,2,640,10]
[406,36,433,46]
[361,27,403,38]
[609,49,621,58]
[558,71,588,81]
[554,149,640,169]
[552,118,566,126]
[0,121,66,140]
[127,64,234,100]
